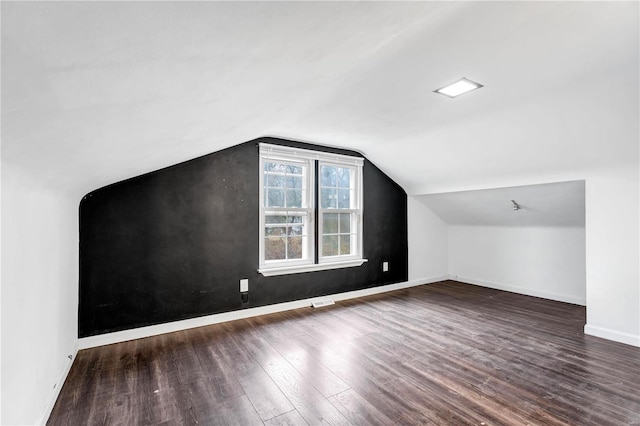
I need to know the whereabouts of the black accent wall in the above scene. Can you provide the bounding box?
[79,137,408,337]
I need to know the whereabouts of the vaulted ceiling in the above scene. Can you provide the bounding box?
[2,2,638,200]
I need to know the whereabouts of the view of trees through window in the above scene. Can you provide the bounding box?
[261,148,362,268]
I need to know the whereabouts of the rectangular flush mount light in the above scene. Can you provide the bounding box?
[434,77,483,98]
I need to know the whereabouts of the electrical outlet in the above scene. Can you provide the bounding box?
[240,279,249,292]
[383,261,389,272]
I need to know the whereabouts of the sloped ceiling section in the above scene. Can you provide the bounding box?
[416,180,585,227]
[2,2,638,197]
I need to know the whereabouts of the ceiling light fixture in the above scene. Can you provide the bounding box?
[434,77,483,98]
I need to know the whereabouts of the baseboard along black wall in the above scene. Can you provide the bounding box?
[78,137,408,337]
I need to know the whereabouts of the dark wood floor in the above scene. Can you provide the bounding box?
[49,281,640,425]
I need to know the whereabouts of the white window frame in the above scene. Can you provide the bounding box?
[258,143,367,276]
[317,161,363,264]
[259,153,314,270]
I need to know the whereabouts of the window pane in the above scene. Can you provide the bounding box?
[287,225,303,236]
[265,237,286,260]
[339,213,351,233]
[337,167,351,188]
[339,235,351,255]
[338,188,351,209]
[286,175,302,189]
[287,215,303,224]
[266,173,283,188]
[286,164,303,175]
[321,188,337,208]
[265,215,287,224]
[321,166,336,187]
[323,235,338,257]
[285,189,302,208]
[264,161,280,172]
[323,213,338,233]
[267,189,284,207]
[265,226,286,236]
[287,236,303,259]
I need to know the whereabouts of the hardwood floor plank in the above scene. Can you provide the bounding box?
[263,409,309,426]
[224,320,353,425]
[235,361,295,421]
[198,394,263,426]
[256,347,352,425]
[280,349,351,398]
[327,388,393,426]
[186,329,246,404]
[49,281,640,425]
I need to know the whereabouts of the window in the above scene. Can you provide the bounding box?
[259,143,366,276]
[262,158,313,266]
[319,164,359,261]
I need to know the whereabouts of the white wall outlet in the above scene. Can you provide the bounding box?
[240,279,249,292]
[383,261,389,272]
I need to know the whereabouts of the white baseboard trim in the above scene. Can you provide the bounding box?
[78,275,448,350]
[584,324,640,348]
[450,275,586,306]
[37,341,79,425]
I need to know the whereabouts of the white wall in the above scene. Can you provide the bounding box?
[1,165,79,425]
[449,225,586,305]
[409,166,639,347]
[584,168,640,346]
[407,196,449,282]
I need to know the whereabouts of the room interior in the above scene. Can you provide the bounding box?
[1,1,638,424]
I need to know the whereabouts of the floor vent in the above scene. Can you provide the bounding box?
[312,299,335,308]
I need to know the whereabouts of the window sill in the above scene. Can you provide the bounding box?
[258,259,368,277]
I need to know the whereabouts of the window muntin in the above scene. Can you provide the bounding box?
[259,143,364,274]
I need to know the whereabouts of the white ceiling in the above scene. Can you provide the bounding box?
[2,2,638,200]
[416,180,585,227]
